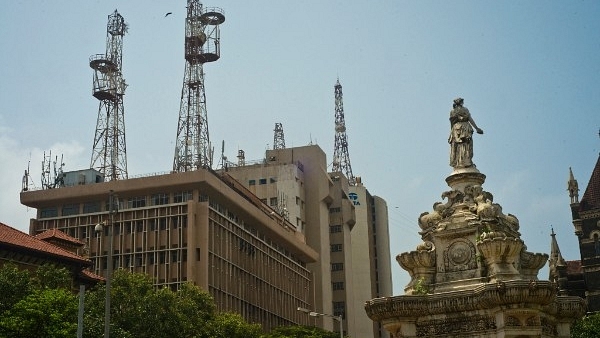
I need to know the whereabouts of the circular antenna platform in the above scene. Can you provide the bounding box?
[200,8,225,25]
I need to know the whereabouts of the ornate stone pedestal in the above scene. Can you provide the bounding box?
[365,168,585,337]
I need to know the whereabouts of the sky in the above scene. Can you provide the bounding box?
[1,1,599,295]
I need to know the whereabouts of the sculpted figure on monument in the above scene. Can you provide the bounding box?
[448,98,483,169]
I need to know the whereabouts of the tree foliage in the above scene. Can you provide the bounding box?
[0,265,267,337]
[83,269,262,338]
[264,325,342,338]
[571,312,600,338]
[0,264,32,313]
[0,288,78,337]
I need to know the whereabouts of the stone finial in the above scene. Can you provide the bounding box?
[567,167,579,204]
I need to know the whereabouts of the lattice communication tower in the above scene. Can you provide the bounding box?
[89,10,128,181]
[332,79,355,185]
[273,123,286,149]
[173,0,225,172]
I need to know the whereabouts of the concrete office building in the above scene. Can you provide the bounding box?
[225,144,392,337]
[20,168,318,331]
[349,182,393,338]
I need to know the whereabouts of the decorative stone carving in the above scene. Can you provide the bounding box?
[519,250,548,280]
[365,99,585,337]
[476,232,524,281]
[444,239,477,272]
[397,241,436,294]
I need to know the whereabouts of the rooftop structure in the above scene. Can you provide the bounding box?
[173,0,225,171]
[89,10,129,181]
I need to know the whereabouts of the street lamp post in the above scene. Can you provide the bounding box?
[95,190,117,338]
[297,307,343,338]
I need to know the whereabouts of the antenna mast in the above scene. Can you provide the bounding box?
[173,1,225,172]
[332,79,355,185]
[273,123,286,149]
[89,10,128,181]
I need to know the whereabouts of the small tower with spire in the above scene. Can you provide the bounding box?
[549,227,568,292]
[568,167,579,204]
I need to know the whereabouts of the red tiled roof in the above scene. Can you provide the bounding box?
[566,260,583,275]
[0,222,90,265]
[35,228,85,246]
[79,269,105,282]
[581,155,600,211]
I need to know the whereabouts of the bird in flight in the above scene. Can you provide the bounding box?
[165,12,172,17]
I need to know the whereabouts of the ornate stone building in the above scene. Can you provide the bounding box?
[556,155,600,312]
[364,99,585,337]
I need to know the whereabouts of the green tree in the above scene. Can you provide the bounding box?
[0,264,32,314]
[32,264,73,290]
[208,312,262,338]
[264,325,342,338]
[0,288,78,338]
[84,269,260,338]
[571,312,600,338]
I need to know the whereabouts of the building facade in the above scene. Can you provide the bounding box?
[225,144,392,337]
[20,169,318,331]
[563,155,600,312]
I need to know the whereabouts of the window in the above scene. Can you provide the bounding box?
[249,180,256,186]
[62,204,79,216]
[333,301,345,318]
[128,196,146,208]
[259,178,267,185]
[331,263,344,271]
[83,202,101,213]
[296,197,300,205]
[152,193,169,205]
[159,252,166,264]
[332,282,344,291]
[269,197,278,206]
[330,225,342,233]
[329,207,341,213]
[174,191,192,203]
[147,253,155,265]
[40,207,58,218]
[331,244,343,252]
[270,177,277,183]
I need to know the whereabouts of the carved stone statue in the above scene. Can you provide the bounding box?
[448,98,483,169]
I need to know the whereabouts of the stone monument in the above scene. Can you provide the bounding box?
[364,98,585,338]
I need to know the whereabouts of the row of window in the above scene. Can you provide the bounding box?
[248,177,277,186]
[39,191,194,218]
[96,249,188,269]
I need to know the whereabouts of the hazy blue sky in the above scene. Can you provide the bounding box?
[1,1,599,295]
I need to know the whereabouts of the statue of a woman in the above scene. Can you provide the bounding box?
[448,98,483,169]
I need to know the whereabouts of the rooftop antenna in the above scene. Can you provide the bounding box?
[41,151,65,189]
[237,149,245,166]
[89,10,129,181]
[219,140,228,170]
[21,161,31,192]
[273,123,286,149]
[173,1,225,172]
[332,78,355,185]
